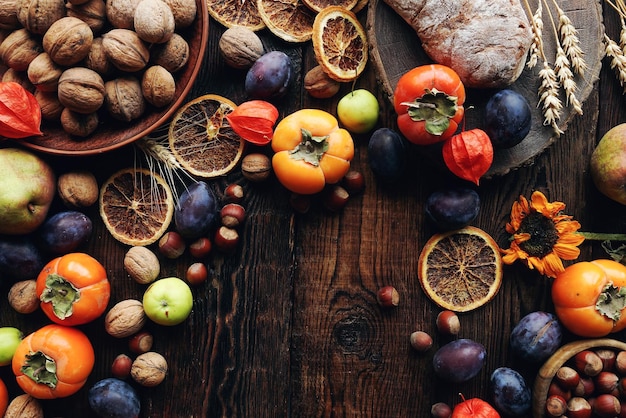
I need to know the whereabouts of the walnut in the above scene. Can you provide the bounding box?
[104,76,146,121]
[4,394,44,418]
[141,65,175,107]
[57,170,99,208]
[131,351,168,387]
[43,16,94,66]
[18,0,66,35]
[27,52,63,92]
[0,0,21,30]
[102,28,150,72]
[60,108,99,136]
[304,65,340,99]
[106,0,142,29]
[34,90,63,120]
[150,32,188,73]
[219,26,264,70]
[57,67,105,113]
[66,0,107,34]
[133,0,175,44]
[84,37,114,77]
[105,299,147,338]
[2,68,35,92]
[124,245,160,284]
[8,280,39,314]
[162,0,196,29]
[0,28,43,71]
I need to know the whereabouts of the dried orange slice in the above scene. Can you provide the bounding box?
[168,94,245,178]
[418,226,503,312]
[257,0,316,43]
[302,0,357,13]
[312,6,368,82]
[206,0,265,31]
[99,168,174,246]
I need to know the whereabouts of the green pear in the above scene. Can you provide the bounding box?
[590,123,626,206]
[0,148,56,234]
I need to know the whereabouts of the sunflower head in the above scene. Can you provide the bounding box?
[501,191,585,278]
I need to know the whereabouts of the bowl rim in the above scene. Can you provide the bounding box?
[18,0,209,157]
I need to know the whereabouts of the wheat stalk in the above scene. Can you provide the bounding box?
[604,34,626,92]
[554,46,583,114]
[551,0,587,76]
[538,61,564,136]
[524,0,544,69]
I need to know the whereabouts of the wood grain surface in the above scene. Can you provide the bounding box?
[0,2,625,417]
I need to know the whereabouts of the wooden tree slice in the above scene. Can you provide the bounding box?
[367,0,604,177]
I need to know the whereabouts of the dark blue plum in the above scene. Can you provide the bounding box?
[484,89,532,149]
[37,210,93,255]
[367,128,408,182]
[432,338,486,383]
[0,235,44,286]
[490,367,531,416]
[88,378,140,418]
[425,188,480,231]
[174,181,217,239]
[245,51,292,100]
[509,311,562,363]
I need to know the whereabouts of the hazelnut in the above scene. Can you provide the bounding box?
[43,17,94,66]
[410,331,433,352]
[142,65,176,107]
[131,351,168,387]
[595,371,620,395]
[105,299,147,338]
[289,193,311,214]
[555,366,580,391]
[4,394,44,418]
[304,65,340,99]
[342,170,365,194]
[545,395,567,417]
[124,245,160,284]
[241,153,271,182]
[27,52,62,92]
[158,231,185,258]
[102,28,150,72]
[57,67,105,114]
[18,0,66,35]
[593,393,621,418]
[189,237,212,258]
[430,402,452,418]
[104,76,146,121]
[376,286,399,308]
[129,330,154,354]
[322,185,349,212]
[133,0,175,44]
[214,226,239,254]
[57,170,99,208]
[596,348,617,371]
[8,280,39,314]
[162,0,196,28]
[111,353,133,379]
[574,350,603,377]
[60,108,99,137]
[566,396,592,418]
[150,33,189,73]
[223,183,244,203]
[220,203,246,228]
[219,26,264,70]
[186,262,208,286]
[0,28,43,71]
[436,310,460,335]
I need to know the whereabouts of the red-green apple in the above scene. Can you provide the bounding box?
[0,327,23,366]
[142,277,193,326]
[337,89,379,134]
[0,148,56,234]
[590,123,626,205]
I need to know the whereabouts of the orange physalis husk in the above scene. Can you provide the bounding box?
[442,128,493,185]
[452,393,500,418]
[226,100,279,145]
[0,82,43,139]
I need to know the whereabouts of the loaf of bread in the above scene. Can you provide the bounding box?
[384,0,533,88]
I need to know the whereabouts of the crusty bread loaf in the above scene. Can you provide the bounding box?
[384,0,533,88]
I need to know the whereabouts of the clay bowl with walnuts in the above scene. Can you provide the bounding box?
[532,338,626,418]
[20,0,208,156]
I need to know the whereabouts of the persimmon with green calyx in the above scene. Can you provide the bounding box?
[12,324,95,399]
[36,252,110,326]
[393,64,465,145]
[271,109,354,195]
[552,259,626,337]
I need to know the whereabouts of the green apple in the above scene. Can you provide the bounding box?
[143,277,193,326]
[0,148,56,234]
[0,327,23,366]
[336,89,379,134]
[590,123,626,205]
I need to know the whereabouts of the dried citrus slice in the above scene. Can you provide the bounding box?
[99,168,174,246]
[418,226,503,312]
[257,0,316,43]
[312,6,368,82]
[303,0,356,12]
[206,0,265,31]
[168,94,245,178]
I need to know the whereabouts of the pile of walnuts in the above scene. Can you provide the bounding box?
[0,0,197,137]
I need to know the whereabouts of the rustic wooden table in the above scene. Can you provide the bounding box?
[1,3,626,417]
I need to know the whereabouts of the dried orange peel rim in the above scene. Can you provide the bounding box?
[417,226,503,312]
[257,0,316,43]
